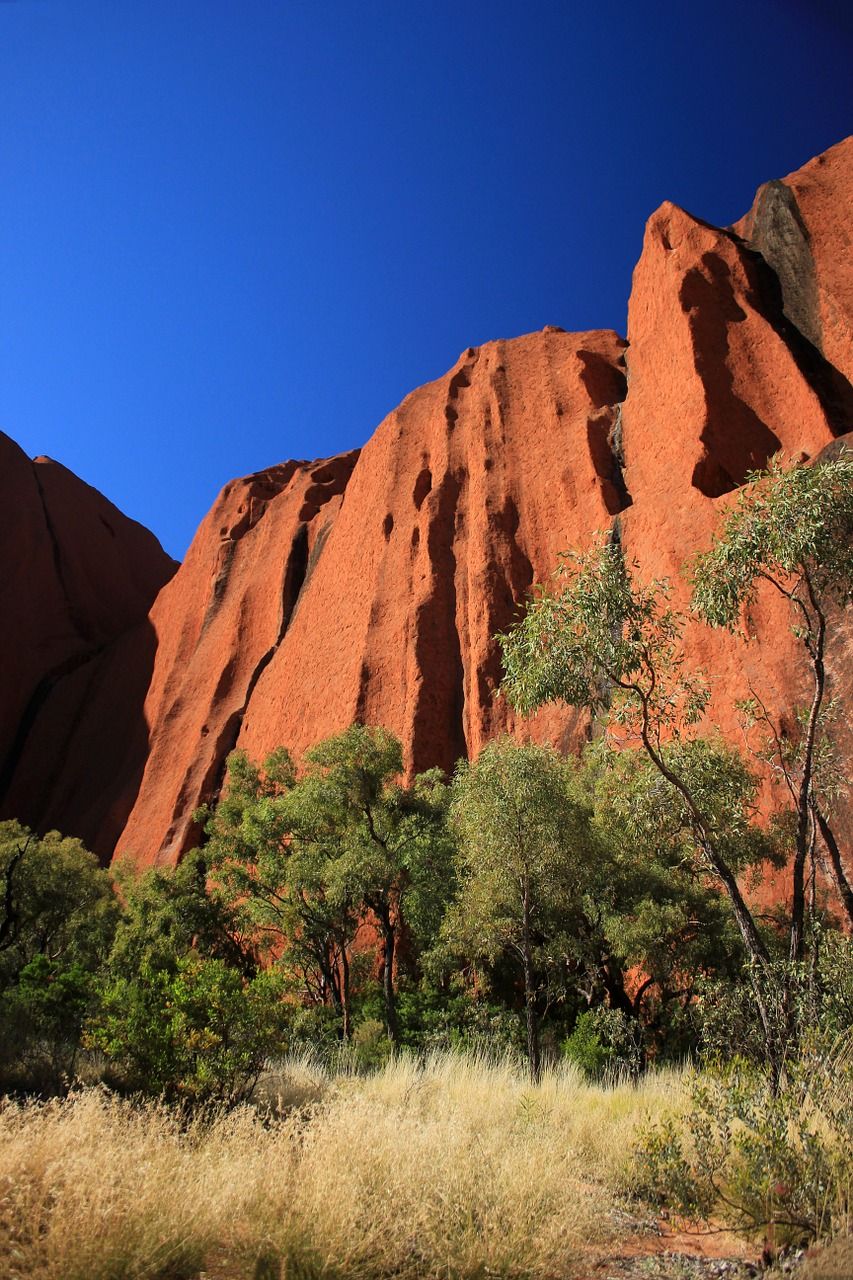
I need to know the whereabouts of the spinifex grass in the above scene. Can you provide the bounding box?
[0,1051,683,1280]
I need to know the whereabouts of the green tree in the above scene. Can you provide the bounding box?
[200,746,362,1036]
[295,725,455,1045]
[0,821,118,1087]
[442,739,597,1078]
[0,821,118,983]
[109,847,255,980]
[203,727,455,1046]
[498,539,788,1078]
[692,450,853,949]
[579,741,758,1053]
[88,953,289,1102]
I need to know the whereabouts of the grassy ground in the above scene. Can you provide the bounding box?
[0,1051,714,1280]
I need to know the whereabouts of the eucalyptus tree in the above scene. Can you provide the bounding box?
[498,538,787,1075]
[692,450,853,948]
[300,725,455,1045]
[202,727,455,1045]
[198,746,362,1031]
[0,821,118,1085]
[443,739,599,1078]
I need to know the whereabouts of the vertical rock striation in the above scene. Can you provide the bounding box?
[1,137,850,868]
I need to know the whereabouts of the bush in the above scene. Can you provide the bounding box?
[633,1039,853,1248]
[394,984,524,1057]
[86,955,290,1102]
[350,1017,394,1071]
[0,956,96,1092]
[697,933,853,1066]
[562,1008,644,1080]
[0,822,118,1092]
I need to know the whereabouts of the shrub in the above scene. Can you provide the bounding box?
[0,956,96,1092]
[561,1008,644,1080]
[350,1017,394,1071]
[633,1039,853,1248]
[86,955,290,1102]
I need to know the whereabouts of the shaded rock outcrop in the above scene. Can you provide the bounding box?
[0,435,176,857]
[733,135,853,385]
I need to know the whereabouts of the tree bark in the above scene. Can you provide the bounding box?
[340,945,351,1041]
[521,876,541,1081]
[815,806,853,928]
[378,907,400,1046]
[631,691,782,1082]
[0,841,28,953]
[789,597,826,964]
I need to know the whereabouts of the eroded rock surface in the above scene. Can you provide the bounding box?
[2,138,850,868]
[117,453,359,866]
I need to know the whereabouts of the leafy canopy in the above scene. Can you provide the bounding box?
[499,537,709,742]
[692,450,853,630]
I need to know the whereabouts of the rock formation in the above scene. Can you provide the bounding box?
[0,436,176,855]
[1,136,850,867]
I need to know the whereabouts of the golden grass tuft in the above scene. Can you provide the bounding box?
[0,1053,684,1280]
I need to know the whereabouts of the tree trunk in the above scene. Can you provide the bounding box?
[521,877,541,1082]
[635,705,782,1082]
[815,806,853,927]
[790,585,827,964]
[340,945,351,1041]
[379,909,400,1046]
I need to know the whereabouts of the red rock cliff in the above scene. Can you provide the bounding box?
[2,137,850,867]
[0,437,177,856]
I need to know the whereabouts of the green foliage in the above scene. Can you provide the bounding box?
[698,931,853,1064]
[299,726,455,956]
[816,931,853,1035]
[562,1007,644,1079]
[389,981,524,1056]
[691,451,853,630]
[109,847,253,979]
[87,953,289,1102]
[441,739,599,1073]
[0,821,118,985]
[692,451,853,951]
[633,1043,853,1246]
[0,956,96,1090]
[499,536,709,736]
[445,739,595,967]
[0,821,117,1089]
[497,533,805,1076]
[350,1017,394,1071]
[203,726,456,1045]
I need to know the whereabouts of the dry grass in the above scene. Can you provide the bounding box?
[0,1052,684,1280]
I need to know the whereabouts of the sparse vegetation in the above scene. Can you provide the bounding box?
[0,1052,680,1280]
[1,453,852,1276]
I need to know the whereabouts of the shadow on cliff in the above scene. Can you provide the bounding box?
[0,619,160,865]
[683,250,853,498]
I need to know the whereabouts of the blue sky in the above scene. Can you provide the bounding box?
[2,1,851,559]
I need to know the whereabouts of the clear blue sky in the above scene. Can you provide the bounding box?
[2,1,851,559]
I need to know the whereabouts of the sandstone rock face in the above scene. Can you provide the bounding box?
[2,138,850,868]
[236,329,630,780]
[619,183,850,685]
[114,330,630,866]
[0,435,176,856]
[117,453,359,866]
[617,177,853,897]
